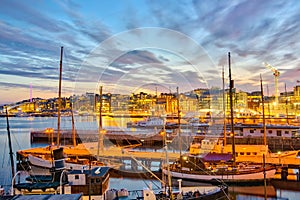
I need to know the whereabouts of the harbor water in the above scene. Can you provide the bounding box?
[0,116,300,199]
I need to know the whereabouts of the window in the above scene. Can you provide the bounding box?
[246,152,251,155]
[260,130,264,133]
[285,131,289,135]
[75,175,79,180]
[277,130,282,136]
[268,130,272,134]
[250,130,254,133]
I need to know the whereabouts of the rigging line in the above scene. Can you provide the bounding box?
[139,172,161,190]
[217,188,230,200]
[123,148,166,186]
[2,140,7,168]
[185,159,227,186]
[11,130,22,150]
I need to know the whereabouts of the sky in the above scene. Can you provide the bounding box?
[1,0,300,105]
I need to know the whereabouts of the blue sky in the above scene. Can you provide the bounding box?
[1,0,300,104]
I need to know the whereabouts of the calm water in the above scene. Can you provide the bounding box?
[0,116,299,199]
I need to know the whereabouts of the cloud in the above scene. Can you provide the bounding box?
[1,0,300,104]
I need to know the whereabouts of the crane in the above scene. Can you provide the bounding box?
[263,62,280,107]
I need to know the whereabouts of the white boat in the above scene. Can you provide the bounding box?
[232,123,300,138]
[26,154,104,171]
[127,116,179,129]
[105,184,228,200]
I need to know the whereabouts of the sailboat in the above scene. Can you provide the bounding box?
[163,52,276,186]
[105,114,228,200]
[16,47,110,173]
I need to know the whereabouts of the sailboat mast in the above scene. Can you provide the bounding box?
[6,108,15,180]
[71,101,77,147]
[228,52,236,164]
[177,87,182,159]
[222,66,226,146]
[285,83,289,124]
[260,74,267,146]
[97,85,103,161]
[57,46,63,146]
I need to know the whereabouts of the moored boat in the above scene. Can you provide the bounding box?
[163,52,277,186]
[16,145,109,172]
[164,155,276,186]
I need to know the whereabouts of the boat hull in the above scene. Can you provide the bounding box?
[163,168,276,186]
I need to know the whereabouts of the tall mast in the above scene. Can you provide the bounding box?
[267,85,271,119]
[71,100,76,147]
[228,52,236,165]
[6,108,15,181]
[222,66,226,146]
[260,74,267,146]
[285,83,289,124]
[97,85,103,161]
[177,87,182,159]
[57,46,63,146]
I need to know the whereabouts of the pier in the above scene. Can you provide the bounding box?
[30,129,174,147]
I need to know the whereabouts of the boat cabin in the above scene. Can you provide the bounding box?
[189,138,270,157]
[64,166,110,196]
[233,123,300,138]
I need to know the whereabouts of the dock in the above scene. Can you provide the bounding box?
[30,129,173,147]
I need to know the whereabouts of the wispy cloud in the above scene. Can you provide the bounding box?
[1,0,300,104]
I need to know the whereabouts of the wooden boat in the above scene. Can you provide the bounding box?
[16,145,107,172]
[163,155,275,186]
[16,47,117,173]
[163,52,276,186]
